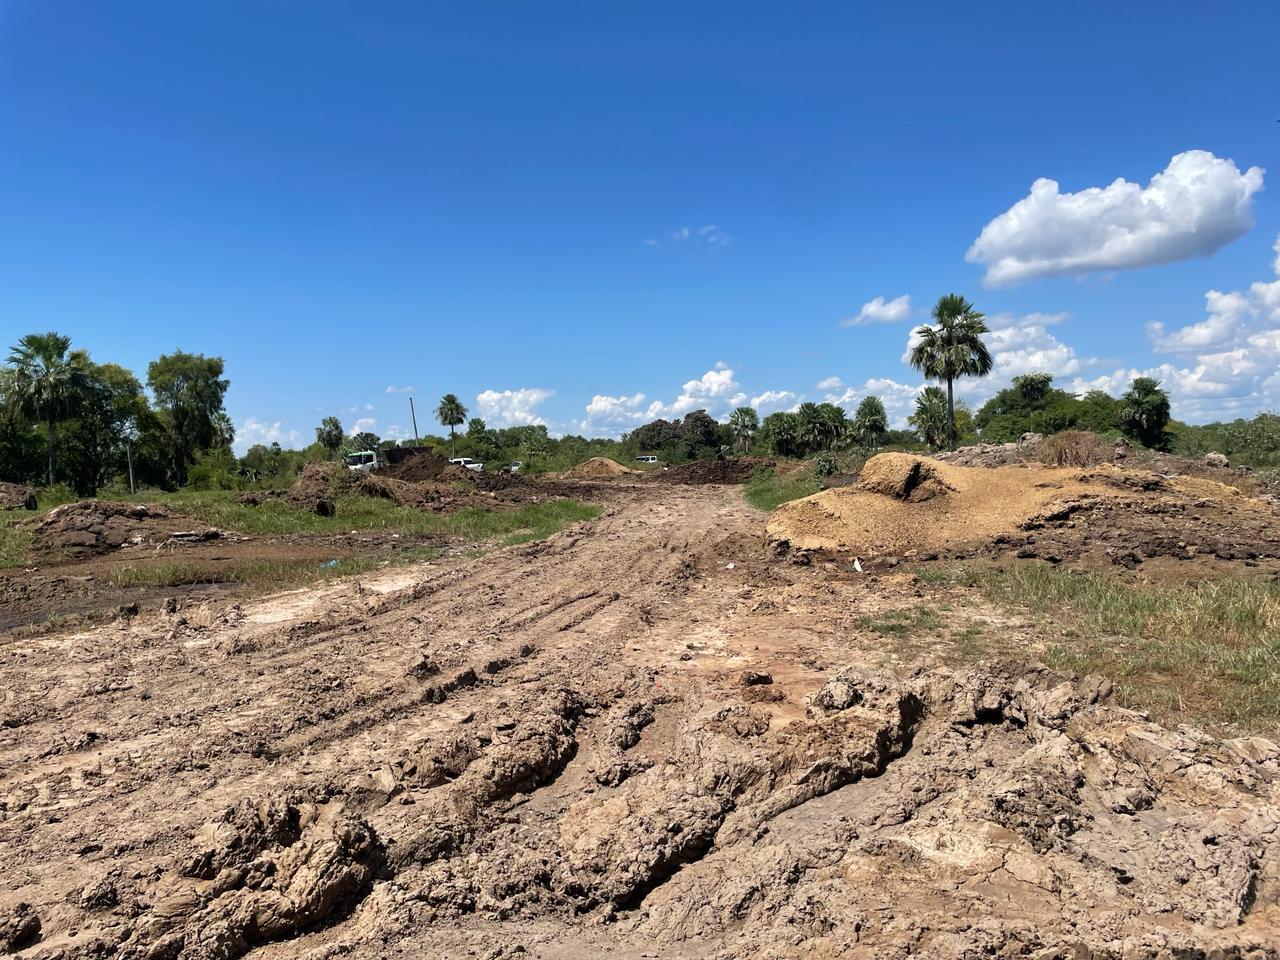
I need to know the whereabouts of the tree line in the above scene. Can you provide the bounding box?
[1,332,231,493]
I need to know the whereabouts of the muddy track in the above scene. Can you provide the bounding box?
[1,485,1277,959]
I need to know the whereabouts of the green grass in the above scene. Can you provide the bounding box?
[743,469,823,512]
[106,551,436,590]
[934,563,1280,731]
[0,525,31,567]
[856,604,943,637]
[93,489,599,541]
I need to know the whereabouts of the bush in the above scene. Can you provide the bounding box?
[1035,430,1108,468]
[813,452,838,477]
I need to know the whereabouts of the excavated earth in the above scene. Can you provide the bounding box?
[1,482,1279,959]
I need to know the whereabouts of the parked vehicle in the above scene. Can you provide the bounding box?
[449,457,484,473]
[345,450,382,473]
[634,455,659,464]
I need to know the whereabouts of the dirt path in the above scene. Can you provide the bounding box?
[1,485,1277,959]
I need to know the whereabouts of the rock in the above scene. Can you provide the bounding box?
[1204,451,1230,468]
[0,902,40,953]
[1018,432,1044,447]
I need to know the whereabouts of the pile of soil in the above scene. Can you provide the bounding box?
[29,501,223,556]
[654,457,775,485]
[286,462,349,515]
[0,482,37,511]
[562,457,637,480]
[769,452,1280,572]
[380,451,454,483]
[768,453,1107,557]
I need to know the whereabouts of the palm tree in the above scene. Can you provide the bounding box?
[436,393,468,451]
[796,402,825,454]
[816,403,848,449]
[909,386,950,450]
[1120,377,1171,449]
[6,332,90,485]
[853,395,888,449]
[908,294,993,449]
[728,406,759,453]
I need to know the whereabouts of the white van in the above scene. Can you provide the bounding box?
[634,455,659,464]
[345,450,380,473]
[449,457,484,473]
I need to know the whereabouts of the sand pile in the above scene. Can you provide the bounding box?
[767,453,1111,558]
[562,457,637,480]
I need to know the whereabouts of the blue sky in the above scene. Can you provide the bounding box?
[2,2,1278,451]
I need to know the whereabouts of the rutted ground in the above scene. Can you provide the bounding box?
[1,483,1277,959]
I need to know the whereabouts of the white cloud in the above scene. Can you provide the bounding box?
[475,387,554,427]
[816,376,844,391]
[749,390,800,414]
[842,294,912,327]
[385,385,415,394]
[967,150,1265,286]
[1105,232,1280,420]
[644,224,731,251]
[235,417,303,455]
[349,417,378,435]
[824,378,922,427]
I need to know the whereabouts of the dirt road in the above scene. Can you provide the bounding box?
[2,483,1277,959]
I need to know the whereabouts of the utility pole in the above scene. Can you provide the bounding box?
[409,396,420,445]
[126,440,135,494]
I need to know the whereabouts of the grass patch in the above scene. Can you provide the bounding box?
[969,564,1280,731]
[744,469,823,512]
[0,525,31,568]
[94,489,599,540]
[106,552,436,590]
[856,604,943,637]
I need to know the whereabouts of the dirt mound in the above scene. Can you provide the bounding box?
[30,500,224,555]
[380,451,454,482]
[769,453,1113,558]
[656,457,775,485]
[858,451,955,501]
[286,461,349,515]
[0,482,37,511]
[562,457,637,480]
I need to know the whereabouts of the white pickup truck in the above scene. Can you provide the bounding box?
[449,457,484,473]
[345,450,382,473]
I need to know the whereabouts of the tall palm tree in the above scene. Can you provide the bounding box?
[1120,377,1171,449]
[436,394,468,451]
[908,294,993,448]
[728,406,759,453]
[6,332,90,485]
[853,395,888,449]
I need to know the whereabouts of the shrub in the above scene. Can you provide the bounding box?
[813,452,838,477]
[1036,430,1108,468]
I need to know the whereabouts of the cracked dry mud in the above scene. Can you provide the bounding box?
[2,484,1278,959]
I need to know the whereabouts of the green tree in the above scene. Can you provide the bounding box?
[4,332,91,485]
[348,431,381,453]
[852,396,888,449]
[728,406,759,453]
[908,294,993,448]
[61,361,151,495]
[146,350,230,486]
[316,416,344,457]
[466,417,487,437]
[909,386,950,450]
[761,411,803,457]
[1120,377,1171,449]
[436,394,468,450]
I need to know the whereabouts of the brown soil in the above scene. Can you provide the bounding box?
[27,500,226,557]
[1,483,1277,958]
[561,457,637,480]
[652,456,776,485]
[379,451,454,483]
[768,453,1280,576]
[0,483,37,512]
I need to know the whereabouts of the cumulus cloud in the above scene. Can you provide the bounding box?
[749,390,800,414]
[823,378,922,428]
[349,417,378,435]
[235,418,302,455]
[841,294,912,327]
[576,364,744,436]
[1109,232,1280,420]
[967,150,1264,286]
[385,385,415,394]
[475,387,554,427]
[816,376,844,391]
